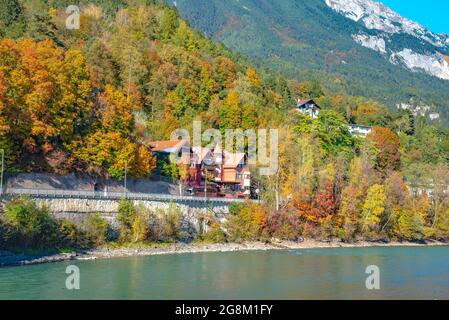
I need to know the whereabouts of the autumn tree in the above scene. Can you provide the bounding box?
[86,40,119,89]
[361,184,386,237]
[219,91,242,129]
[213,56,237,90]
[246,68,261,87]
[367,127,401,177]
[0,39,92,171]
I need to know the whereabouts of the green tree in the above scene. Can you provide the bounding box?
[84,213,109,246]
[4,196,59,248]
[0,0,22,26]
[118,199,135,229]
[313,110,354,158]
[158,8,179,40]
[394,209,424,241]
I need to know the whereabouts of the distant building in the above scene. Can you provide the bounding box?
[348,124,372,137]
[295,99,321,119]
[293,100,372,137]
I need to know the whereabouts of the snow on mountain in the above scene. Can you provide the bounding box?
[325,0,449,80]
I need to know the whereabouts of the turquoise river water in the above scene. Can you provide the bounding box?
[0,246,448,299]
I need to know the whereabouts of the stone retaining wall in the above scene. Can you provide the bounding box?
[33,198,230,239]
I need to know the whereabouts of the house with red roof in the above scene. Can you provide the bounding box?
[149,140,251,197]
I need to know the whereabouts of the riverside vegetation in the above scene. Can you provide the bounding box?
[1,194,448,254]
[1,0,449,253]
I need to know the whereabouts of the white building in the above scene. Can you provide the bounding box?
[296,99,321,119]
[295,99,372,137]
[348,124,372,137]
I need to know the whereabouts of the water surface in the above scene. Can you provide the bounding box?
[0,246,448,299]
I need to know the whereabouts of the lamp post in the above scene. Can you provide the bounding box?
[124,160,128,199]
[256,187,260,204]
[0,149,4,197]
[203,166,207,199]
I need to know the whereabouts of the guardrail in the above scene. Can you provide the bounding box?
[4,188,248,204]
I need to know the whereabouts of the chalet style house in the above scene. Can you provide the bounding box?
[295,99,372,137]
[149,140,251,197]
[296,99,321,119]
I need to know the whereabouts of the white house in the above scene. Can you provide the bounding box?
[294,100,372,137]
[296,99,321,119]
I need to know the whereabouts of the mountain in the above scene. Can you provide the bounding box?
[167,0,449,124]
[326,0,449,79]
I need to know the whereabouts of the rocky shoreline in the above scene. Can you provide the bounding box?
[1,239,448,267]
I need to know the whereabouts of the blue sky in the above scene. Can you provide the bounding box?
[378,0,449,34]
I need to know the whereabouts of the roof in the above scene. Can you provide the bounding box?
[223,151,245,167]
[213,141,222,155]
[297,99,321,110]
[192,147,212,163]
[149,139,188,153]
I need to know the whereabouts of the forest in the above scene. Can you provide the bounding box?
[170,0,449,125]
[0,0,449,249]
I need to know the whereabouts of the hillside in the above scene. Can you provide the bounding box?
[1,0,449,247]
[168,0,449,125]
[0,0,298,177]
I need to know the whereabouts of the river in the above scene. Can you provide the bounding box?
[0,246,448,299]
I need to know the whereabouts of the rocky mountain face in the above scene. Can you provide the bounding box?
[168,0,449,125]
[326,0,449,48]
[326,0,449,80]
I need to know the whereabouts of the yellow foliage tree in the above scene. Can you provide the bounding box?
[246,68,261,87]
[361,184,386,234]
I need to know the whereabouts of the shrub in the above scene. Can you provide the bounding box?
[148,212,166,241]
[425,209,449,241]
[201,222,227,243]
[131,210,149,243]
[117,199,144,242]
[146,205,183,242]
[84,213,109,246]
[226,203,264,242]
[228,202,244,216]
[117,199,135,229]
[264,211,300,241]
[4,196,59,248]
[199,215,227,243]
[394,209,424,241]
[163,204,182,239]
[301,222,321,239]
[0,218,14,248]
[58,218,86,248]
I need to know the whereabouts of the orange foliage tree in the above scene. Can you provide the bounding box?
[367,127,401,176]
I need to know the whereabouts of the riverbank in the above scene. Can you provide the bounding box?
[1,239,448,268]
